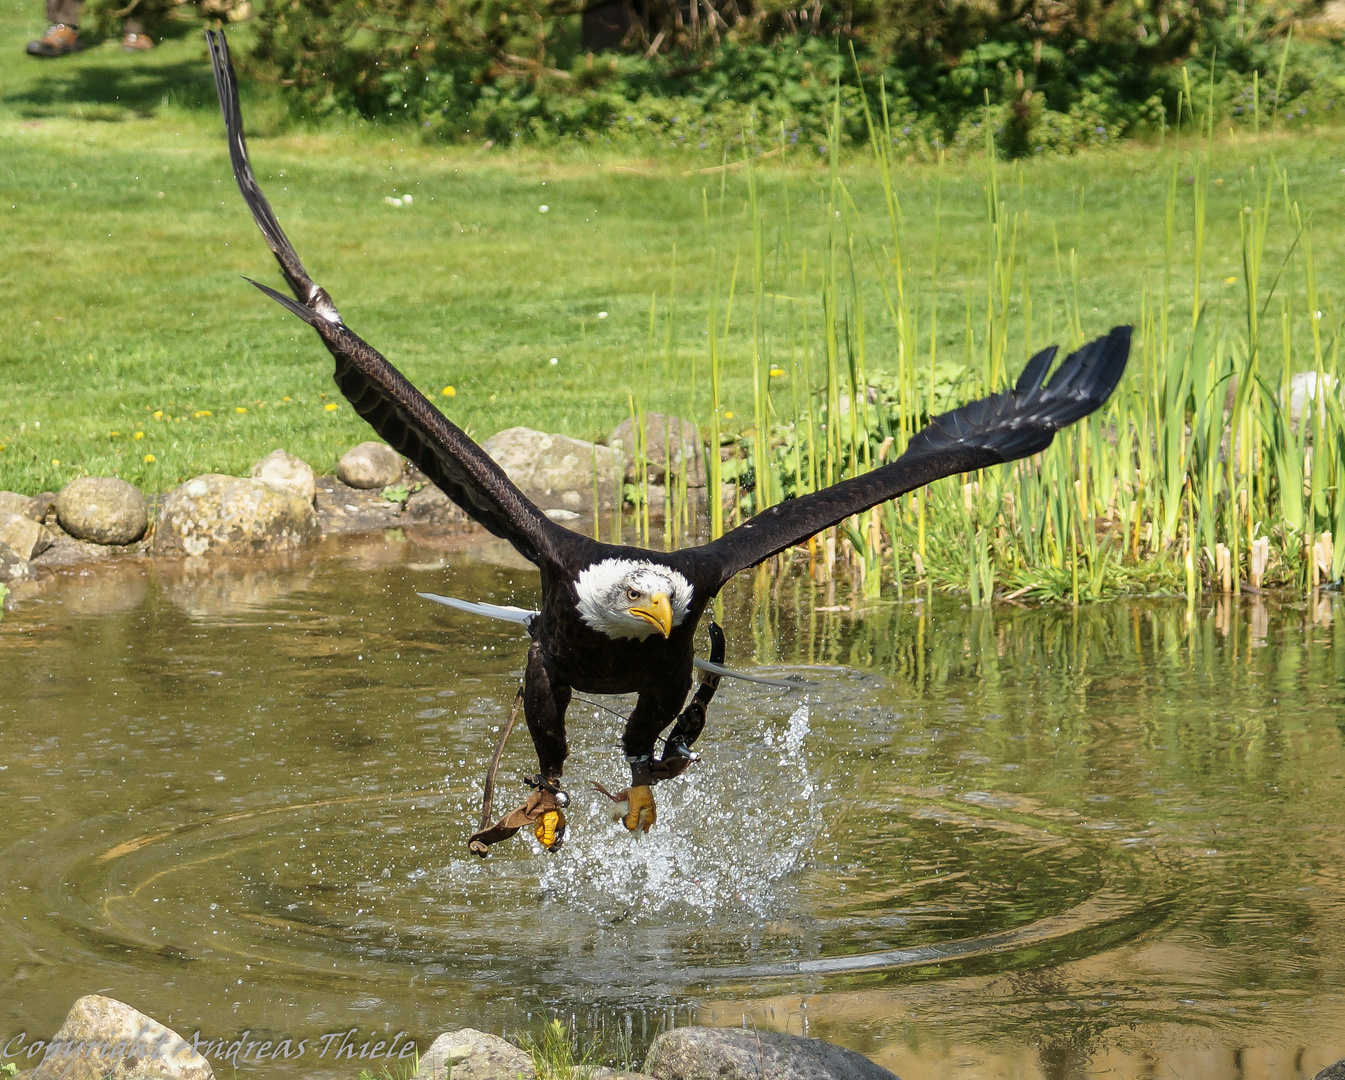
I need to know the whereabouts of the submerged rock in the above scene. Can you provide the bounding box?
[250,448,317,505]
[338,441,403,489]
[154,475,318,557]
[481,426,622,514]
[608,413,705,487]
[55,477,148,545]
[28,994,213,1080]
[643,1027,899,1080]
[1315,1060,1345,1080]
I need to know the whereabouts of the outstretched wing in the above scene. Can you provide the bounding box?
[692,326,1131,587]
[206,29,572,569]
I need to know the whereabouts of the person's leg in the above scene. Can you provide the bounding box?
[27,0,84,55]
[120,16,154,50]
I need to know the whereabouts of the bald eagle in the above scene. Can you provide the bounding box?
[206,31,1130,854]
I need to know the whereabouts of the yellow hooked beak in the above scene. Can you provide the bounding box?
[629,592,673,637]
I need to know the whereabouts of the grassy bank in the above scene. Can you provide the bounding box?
[3,3,1345,599]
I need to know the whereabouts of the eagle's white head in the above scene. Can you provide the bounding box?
[574,558,694,641]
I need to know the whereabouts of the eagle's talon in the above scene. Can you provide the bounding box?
[623,784,656,832]
[535,808,566,849]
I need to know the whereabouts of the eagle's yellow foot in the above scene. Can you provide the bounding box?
[623,784,656,832]
[534,807,566,849]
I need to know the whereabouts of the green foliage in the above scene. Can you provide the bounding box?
[355,1064,418,1080]
[523,1018,599,1080]
[1,1063,18,1079]
[246,0,1343,154]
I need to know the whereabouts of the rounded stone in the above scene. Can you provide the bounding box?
[643,1026,898,1080]
[153,474,318,557]
[338,441,403,489]
[55,477,148,545]
[250,448,317,505]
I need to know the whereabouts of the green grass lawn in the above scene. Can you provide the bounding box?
[4,0,1345,497]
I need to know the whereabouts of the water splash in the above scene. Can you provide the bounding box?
[537,702,820,922]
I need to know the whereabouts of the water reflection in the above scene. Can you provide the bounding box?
[0,532,1341,1080]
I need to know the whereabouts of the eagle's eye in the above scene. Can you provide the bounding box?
[626,587,641,601]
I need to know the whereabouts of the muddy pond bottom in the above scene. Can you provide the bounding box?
[1,531,1343,1080]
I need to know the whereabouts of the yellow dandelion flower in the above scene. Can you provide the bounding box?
[133,431,144,440]
[153,410,163,419]
[1224,276,1237,284]
[235,406,248,414]
[109,430,122,437]
[143,454,155,464]
[769,367,785,377]
[325,402,340,412]
[282,396,291,403]
[51,459,60,466]
[724,411,734,420]
[194,410,212,418]
[442,385,456,398]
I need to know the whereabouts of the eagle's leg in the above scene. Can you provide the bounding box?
[521,641,571,848]
[659,621,726,767]
[619,682,691,832]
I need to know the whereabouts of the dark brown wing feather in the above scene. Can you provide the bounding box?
[207,29,572,569]
[692,326,1131,588]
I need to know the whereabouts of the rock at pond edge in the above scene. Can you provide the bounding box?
[338,441,404,490]
[250,448,317,506]
[481,427,622,514]
[55,477,148,546]
[644,1026,900,1080]
[153,475,318,557]
[28,994,213,1080]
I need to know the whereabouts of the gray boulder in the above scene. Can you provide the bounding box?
[250,448,317,505]
[1315,1061,1345,1080]
[608,413,705,487]
[1,542,30,583]
[0,491,30,519]
[416,1029,532,1080]
[338,441,403,489]
[644,1027,898,1080]
[405,483,469,525]
[28,994,213,1080]
[1,511,50,561]
[153,475,318,557]
[55,477,147,545]
[1288,371,1340,429]
[415,1028,650,1080]
[481,427,622,514]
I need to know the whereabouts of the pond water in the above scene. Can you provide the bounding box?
[1,528,1343,1080]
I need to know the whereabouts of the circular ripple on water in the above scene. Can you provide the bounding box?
[1,702,1174,1005]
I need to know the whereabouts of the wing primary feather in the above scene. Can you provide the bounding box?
[246,278,321,326]
[206,30,319,308]
[693,326,1132,585]
[207,28,576,572]
[1014,345,1057,397]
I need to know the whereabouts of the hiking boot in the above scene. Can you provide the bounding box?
[121,31,154,51]
[26,23,83,57]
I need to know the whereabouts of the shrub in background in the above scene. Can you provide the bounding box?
[245,0,1345,153]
